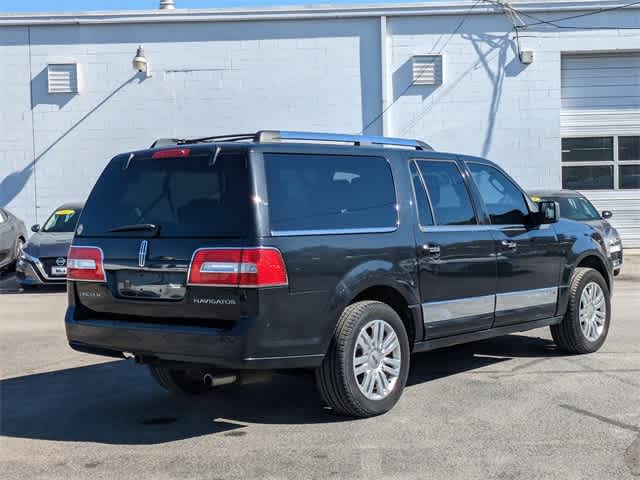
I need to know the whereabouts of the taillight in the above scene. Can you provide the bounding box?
[151,148,190,159]
[188,248,288,287]
[67,246,106,282]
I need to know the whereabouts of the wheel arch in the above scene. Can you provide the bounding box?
[575,253,610,292]
[350,284,421,347]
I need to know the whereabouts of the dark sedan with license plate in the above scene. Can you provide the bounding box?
[530,190,623,276]
[16,203,84,286]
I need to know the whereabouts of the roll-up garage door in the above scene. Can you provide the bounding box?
[561,53,640,248]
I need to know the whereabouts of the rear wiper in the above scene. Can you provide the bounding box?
[107,223,160,235]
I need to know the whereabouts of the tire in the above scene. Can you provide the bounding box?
[316,300,410,418]
[148,365,212,395]
[550,267,611,354]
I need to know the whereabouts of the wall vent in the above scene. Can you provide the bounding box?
[411,55,443,86]
[47,63,79,94]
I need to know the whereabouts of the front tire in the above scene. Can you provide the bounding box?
[551,267,611,354]
[148,365,212,395]
[316,301,410,418]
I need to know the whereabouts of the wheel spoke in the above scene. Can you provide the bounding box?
[379,322,387,349]
[590,319,598,340]
[357,330,372,354]
[354,355,368,367]
[371,321,380,348]
[366,372,376,395]
[382,336,399,356]
[382,363,399,377]
[379,370,390,391]
[383,357,400,367]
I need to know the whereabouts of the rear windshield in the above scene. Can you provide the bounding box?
[264,153,397,232]
[78,151,251,238]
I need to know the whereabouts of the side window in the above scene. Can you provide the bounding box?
[0,210,6,224]
[467,163,529,225]
[409,162,433,227]
[264,153,397,232]
[416,161,476,226]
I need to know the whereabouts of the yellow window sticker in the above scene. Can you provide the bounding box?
[55,209,76,216]
[530,196,541,203]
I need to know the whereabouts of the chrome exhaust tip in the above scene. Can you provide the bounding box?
[203,373,237,387]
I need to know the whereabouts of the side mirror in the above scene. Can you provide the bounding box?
[532,201,559,225]
[31,224,40,233]
[601,210,613,219]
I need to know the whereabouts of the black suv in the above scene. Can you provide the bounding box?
[66,131,613,417]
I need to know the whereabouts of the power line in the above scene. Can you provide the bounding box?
[519,0,640,27]
[483,0,640,30]
[359,0,482,135]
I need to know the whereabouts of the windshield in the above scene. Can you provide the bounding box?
[77,151,251,238]
[42,208,82,233]
[548,196,600,221]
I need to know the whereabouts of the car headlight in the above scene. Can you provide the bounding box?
[605,234,622,254]
[19,251,39,263]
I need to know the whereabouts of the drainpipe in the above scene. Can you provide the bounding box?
[379,15,392,136]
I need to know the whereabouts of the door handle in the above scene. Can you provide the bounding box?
[422,244,441,256]
[501,240,517,249]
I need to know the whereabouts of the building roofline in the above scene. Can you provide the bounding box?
[0,1,638,26]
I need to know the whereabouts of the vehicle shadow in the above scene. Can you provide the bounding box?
[0,334,559,445]
[408,334,560,385]
[0,273,66,295]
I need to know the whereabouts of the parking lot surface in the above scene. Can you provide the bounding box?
[1,263,639,480]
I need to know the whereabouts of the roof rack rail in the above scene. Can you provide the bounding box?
[149,130,432,151]
[255,130,432,151]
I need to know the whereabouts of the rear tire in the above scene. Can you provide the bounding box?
[316,301,410,418]
[148,365,212,395]
[550,267,610,354]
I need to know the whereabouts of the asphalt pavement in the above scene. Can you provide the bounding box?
[0,261,639,479]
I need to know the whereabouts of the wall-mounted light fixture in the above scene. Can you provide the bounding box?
[132,45,152,77]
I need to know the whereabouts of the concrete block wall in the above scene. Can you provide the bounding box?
[388,13,562,189]
[388,9,640,190]
[1,18,381,226]
[0,26,36,225]
[1,7,639,227]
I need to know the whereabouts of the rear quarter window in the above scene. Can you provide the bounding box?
[264,153,397,233]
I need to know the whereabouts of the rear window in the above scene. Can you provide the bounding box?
[78,151,251,238]
[264,153,397,233]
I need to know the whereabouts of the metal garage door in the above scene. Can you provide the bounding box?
[561,53,640,247]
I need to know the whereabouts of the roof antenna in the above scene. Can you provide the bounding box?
[159,0,175,9]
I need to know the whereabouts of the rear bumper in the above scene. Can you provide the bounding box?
[65,306,325,370]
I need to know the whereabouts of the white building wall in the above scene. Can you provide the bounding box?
[0,26,36,224]
[1,18,381,226]
[0,4,639,228]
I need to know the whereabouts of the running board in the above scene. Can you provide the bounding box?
[412,316,563,353]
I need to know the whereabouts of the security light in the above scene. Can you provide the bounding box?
[132,45,152,77]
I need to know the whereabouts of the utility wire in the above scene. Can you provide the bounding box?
[519,0,640,27]
[483,0,640,30]
[359,0,482,135]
